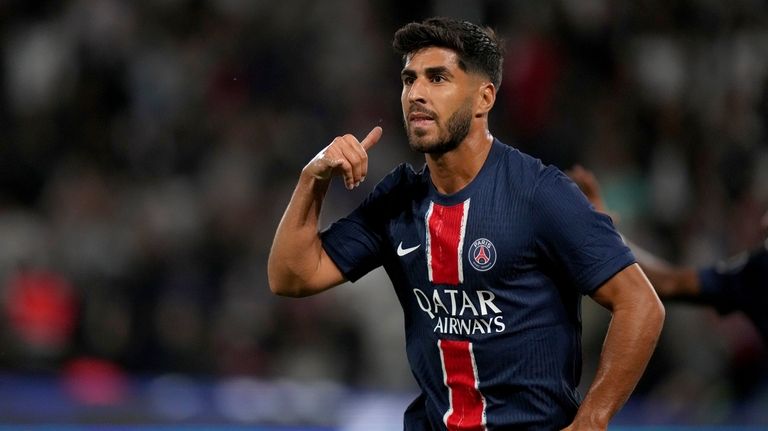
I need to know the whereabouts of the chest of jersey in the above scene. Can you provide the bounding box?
[387,194,534,289]
[383,190,547,339]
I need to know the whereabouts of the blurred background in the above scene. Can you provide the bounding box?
[0,0,767,428]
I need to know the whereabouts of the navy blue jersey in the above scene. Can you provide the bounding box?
[698,240,768,342]
[320,139,635,430]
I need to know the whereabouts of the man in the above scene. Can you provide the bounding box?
[268,18,664,430]
[568,165,768,343]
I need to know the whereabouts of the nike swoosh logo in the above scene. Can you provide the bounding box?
[397,242,421,257]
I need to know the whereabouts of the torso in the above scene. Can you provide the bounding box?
[321,139,634,429]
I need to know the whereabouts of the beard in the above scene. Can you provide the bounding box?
[405,102,472,155]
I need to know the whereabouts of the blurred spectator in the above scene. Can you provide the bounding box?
[4,267,77,363]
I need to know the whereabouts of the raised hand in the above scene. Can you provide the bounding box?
[304,126,383,190]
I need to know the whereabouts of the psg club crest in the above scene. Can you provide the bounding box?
[468,238,496,272]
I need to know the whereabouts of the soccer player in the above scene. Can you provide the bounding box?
[268,18,664,430]
[568,164,768,343]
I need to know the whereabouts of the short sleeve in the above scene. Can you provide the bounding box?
[320,165,406,282]
[698,246,768,315]
[533,166,636,294]
[698,266,740,314]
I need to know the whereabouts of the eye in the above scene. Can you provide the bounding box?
[402,76,414,85]
[431,75,446,83]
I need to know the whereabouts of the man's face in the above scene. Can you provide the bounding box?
[400,47,479,154]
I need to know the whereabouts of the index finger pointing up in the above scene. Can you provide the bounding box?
[361,126,383,151]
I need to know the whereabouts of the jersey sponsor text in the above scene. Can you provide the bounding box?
[413,288,505,335]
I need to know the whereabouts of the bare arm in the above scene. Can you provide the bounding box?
[566,165,700,299]
[564,264,665,430]
[267,126,383,297]
[624,240,700,299]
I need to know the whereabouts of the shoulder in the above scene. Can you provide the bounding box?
[532,162,574,199]
[706,241,768,284]
[380,162,425,187]
[531,159,567,187]
[370,162,426,196]
[698,243,768,313]
[710,243,768,276]
[492,139,550,189]
[359,162,427,213]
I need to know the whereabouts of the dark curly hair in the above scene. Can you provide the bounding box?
[393,17,504,89]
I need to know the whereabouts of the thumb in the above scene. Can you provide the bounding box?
[361,126,383,151]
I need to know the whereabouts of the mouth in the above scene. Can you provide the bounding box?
[408,111,436,127]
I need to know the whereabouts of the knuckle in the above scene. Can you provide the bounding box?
[345,152,359,164]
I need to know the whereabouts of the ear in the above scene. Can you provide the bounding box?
[475,82,496,117]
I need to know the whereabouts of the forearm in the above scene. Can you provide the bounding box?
[268,171,333,297]
[572,295,664,428]
[268,126,382,297]
[626,240,700,298]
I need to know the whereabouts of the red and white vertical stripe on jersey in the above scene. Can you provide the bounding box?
[438,339,487,431]
[425,199,470,285]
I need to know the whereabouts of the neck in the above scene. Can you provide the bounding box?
[426,126,494,195]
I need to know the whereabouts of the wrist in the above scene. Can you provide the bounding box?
[571,405,610,430]
[297,168,334,201]
[300,165,332,184]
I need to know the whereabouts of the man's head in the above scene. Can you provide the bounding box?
[393,18,504,154]
[394,18,503,89]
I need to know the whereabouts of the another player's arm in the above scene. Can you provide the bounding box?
[624,240,700,299]
[267,126,383,297]
[564,263,665,431]
[566,165,700,299]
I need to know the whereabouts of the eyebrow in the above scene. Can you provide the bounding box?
[401,66,454,79]
[425,66,452,77]
[401,69,416,79]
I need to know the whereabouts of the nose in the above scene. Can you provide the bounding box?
[407,78,427,105]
